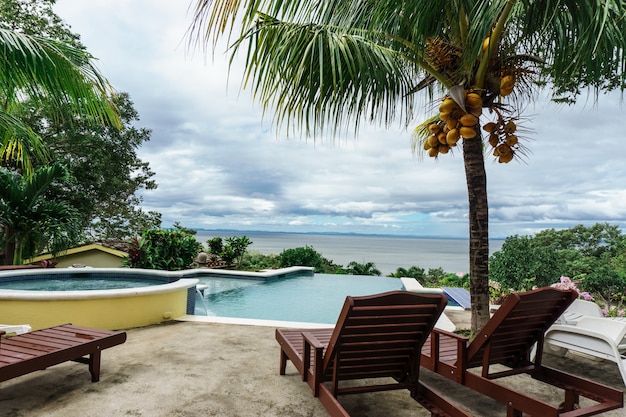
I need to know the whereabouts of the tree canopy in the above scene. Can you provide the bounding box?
[490,223,626,309]
[0,0,159,258]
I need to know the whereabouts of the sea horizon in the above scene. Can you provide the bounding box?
[193,229,504,276]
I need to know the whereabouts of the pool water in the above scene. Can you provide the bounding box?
[195,273,403,324]
[0,278,163,291]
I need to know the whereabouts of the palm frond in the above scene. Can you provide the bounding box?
[234,18,423,135]
[0,29,120,128]
[0,109,48,173]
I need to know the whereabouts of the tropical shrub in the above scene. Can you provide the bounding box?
[239,251,280,271]
[225,236,252,266]
[125,229,201,270]
[278,245,344,273]
[345,261,381,276]
[207,237,224,255]
[204,236,252,267]
[489,235,562,290]
[387,266,426,279]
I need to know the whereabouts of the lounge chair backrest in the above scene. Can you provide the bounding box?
[466,287,577,369]
[322,291,447,382]
[557,298,604,324]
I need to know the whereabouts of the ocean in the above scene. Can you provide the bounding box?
[193,231,504,276]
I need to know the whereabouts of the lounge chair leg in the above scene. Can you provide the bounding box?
[279,349,287,375]
[506,405,522,417]
[89,351,101,382]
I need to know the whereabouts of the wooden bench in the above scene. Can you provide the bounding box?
[0,323,126,383]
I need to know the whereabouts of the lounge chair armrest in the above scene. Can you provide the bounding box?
[302,331,325,349]
[301,331,325,387]
[432,327,469,342]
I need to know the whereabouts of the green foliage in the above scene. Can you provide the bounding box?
[225,236,253,267]
[1,1,157,239]
[490,223,626,309]
[489,235,561,290]
[207,237,224,255]
[0,163,82,264]
[203,235,253,267]
[388,265,468,287]
[27,92,159,240]
[345,261,381,276]
[125,228,202,271]
[278,245,344,273]
[239,251,281,271]
[387,266,425,279]
[0,3,120,173]
[438,273,470,288]
[219,245,236,266]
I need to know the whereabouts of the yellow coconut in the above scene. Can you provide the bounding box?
[439,111,451,122]
[500,85,514,96]
[428,147,439,157]
[446,128,460,144]
[437,132,447,144]
[468,105,483,117]
[447,118,459,131]
[428,123,442,134]
[500,75,515,96]
[428,135,439,148]
[439,144,450,154]
[446,134,459,146]
[459,113,479,127]
[459,126,477,139]
[482,37,490,52]
[423,140,432,151]
[439,98,457,113]
[465,93,482,108]
[501,75,515,89]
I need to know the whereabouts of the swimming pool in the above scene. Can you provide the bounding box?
[195,273,403,324]
[0,277,163,291]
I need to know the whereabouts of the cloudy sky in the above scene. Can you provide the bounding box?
[53,0,626,239]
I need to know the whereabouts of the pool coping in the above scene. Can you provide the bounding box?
[176,314,335,328]
[0,278,199,300]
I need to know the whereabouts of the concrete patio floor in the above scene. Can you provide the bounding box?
[1,320,624,417]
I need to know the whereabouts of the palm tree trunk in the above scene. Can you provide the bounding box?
[3,228,17,266]
[462,136,491,331]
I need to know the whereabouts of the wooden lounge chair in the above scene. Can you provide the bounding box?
[0,323,126,384]
[276,291,471,417]
[421,287,624,416]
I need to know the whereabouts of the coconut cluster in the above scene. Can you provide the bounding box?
[423,92,483,157]
[484,118,519,163]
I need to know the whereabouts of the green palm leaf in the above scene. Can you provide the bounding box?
[0,29,121,172]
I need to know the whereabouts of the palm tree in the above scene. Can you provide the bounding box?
[346,261,381,276]
[188,1,626,330]
[0,28,120,173]
[0,163,82,265]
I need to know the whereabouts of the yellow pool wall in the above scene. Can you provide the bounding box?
[0,279,197,331]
